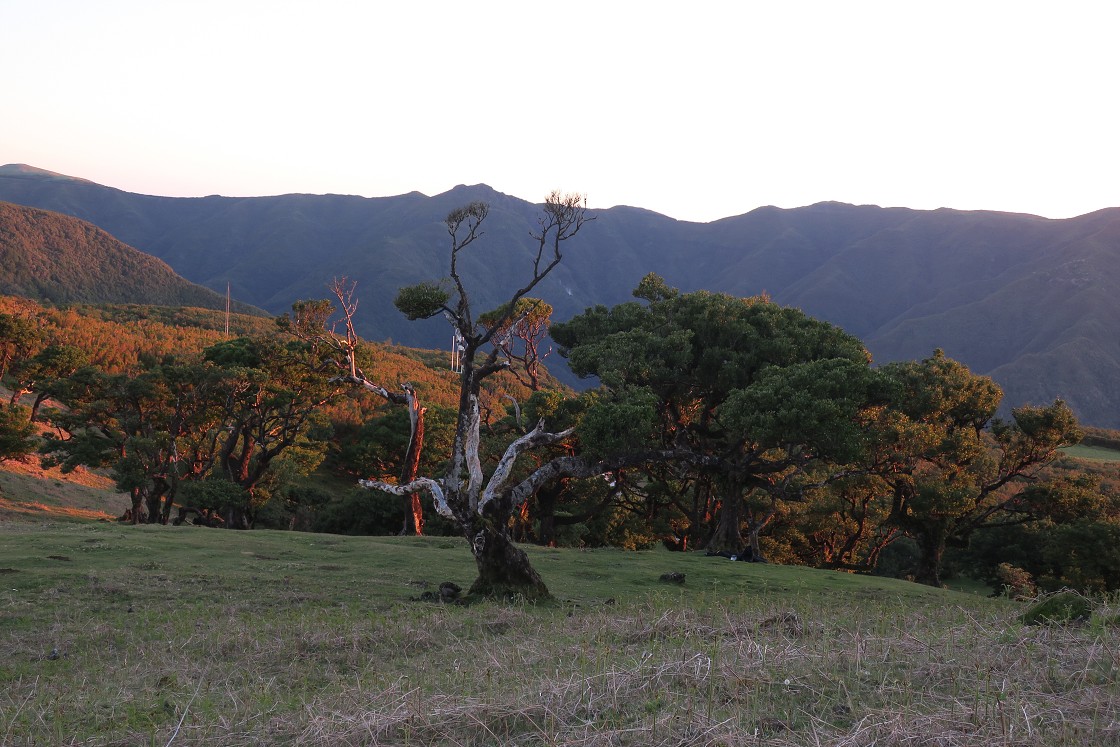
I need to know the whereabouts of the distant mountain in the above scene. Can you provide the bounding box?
[0,200,263,314]
[0,164,94,184]
[1,164,1118,427]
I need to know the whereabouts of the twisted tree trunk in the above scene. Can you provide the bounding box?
[467,518,550,600]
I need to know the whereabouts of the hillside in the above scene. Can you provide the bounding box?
[1,293,552,443]
[0,293,561,536]
[0,200,265,314]
[2,165,1119,426]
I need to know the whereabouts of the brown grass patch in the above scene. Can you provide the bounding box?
[0,453,115,489]
[0,447,126,521]
[0,496,118,521]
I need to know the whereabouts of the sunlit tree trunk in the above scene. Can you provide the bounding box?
[401,395,426,535]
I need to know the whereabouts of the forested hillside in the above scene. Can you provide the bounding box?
[0,201,264,314]
[0,295,516,413]
[1,291,558,539]
[0,296,269,374]
[2,164,1118,427]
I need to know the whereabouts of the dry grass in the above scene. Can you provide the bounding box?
[5,582,1118,744]
[1,521,1118,746]
[0,448,115,489]
[283,602,1120,747]
[0,457,126,522]
[0,496,118,521]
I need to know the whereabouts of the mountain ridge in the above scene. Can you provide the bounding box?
[1,165,1117,427]
[0,163,94,184]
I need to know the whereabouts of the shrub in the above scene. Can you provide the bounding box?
[1039,519,1120,593]
[313,487,406,535]
[1020,590,1094,626]
[995,563,1037,599]
[0,403,35,462]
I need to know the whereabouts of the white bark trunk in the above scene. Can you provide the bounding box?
[464,395,484,509]
[361,477,453,519]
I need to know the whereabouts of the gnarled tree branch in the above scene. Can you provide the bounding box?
[478,421,576,512]
[500,448,718,516]
[360,477,452,519]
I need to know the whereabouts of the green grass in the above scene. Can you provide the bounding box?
[2,521,1119,746]
[1063,444,1120,462]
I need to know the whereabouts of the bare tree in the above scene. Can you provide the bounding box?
[366,192,593,599]
[478,297,554,391]
[284,279,428,534]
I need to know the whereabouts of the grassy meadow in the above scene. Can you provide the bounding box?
[2,516,1119,747]
[2,444,1120,745]
[1063,444,1120,463]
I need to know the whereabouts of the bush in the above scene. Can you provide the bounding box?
[1020,590,1094,626]
[956,523,1045,590]
[0,403,35,462]
[313,487,406,535]
[311,488,458,537]
[995,563,1037,600]
[1039,520,1120,593]
[558,502,660,550]
[177,479,249,514]
[256,484,334,531]
[874,537,920,579]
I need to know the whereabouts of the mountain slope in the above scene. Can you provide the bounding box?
[1,165,1117,427]
[0,200,263,314]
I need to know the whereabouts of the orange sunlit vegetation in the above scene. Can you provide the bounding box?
[0,497,116,521]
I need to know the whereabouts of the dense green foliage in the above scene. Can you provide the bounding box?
[0,403,35,462]
[847,351,1081,585]
[959,473,1120,593]
[553,277,877,559]
[549,278,1088,587]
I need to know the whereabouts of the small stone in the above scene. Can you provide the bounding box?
[438,581,462,602]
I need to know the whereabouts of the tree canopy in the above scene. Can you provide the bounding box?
[553,275,880,557]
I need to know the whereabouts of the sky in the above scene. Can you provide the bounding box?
[2,1,1117,223]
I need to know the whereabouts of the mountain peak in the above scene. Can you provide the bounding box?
[0,164,91,183]
[441,183,501,198]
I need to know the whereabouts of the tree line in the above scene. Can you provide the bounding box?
[2,195,1117,598]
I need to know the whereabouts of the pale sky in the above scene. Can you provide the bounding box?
[2,1,1117,223]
